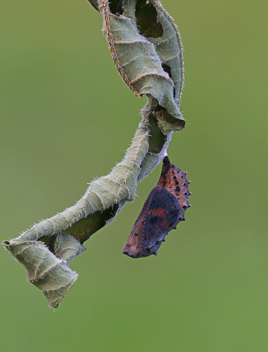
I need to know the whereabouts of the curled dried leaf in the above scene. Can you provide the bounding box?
[4,0,187,308]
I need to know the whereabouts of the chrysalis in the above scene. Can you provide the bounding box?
[123,156,191,258]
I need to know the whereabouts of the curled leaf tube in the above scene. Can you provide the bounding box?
[4,0,186,308]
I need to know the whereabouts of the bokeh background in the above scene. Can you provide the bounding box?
[0,1,266,351]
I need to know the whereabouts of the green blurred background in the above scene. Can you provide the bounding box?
[0,1,266,351]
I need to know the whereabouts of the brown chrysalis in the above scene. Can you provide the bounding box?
[122,156,191,258]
